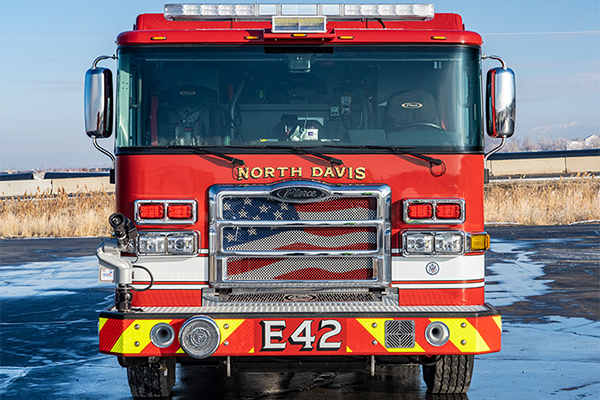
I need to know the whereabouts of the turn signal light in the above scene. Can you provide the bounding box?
[469,233,490,252]
[135,200,197,224]
[408,203,433,219]
[168,204,193,219]
[404,199,465,224]
[139,203,165,219]
[436,203,461,219]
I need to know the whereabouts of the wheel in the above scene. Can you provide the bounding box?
[127,357,176,398]
[421,354,474,394]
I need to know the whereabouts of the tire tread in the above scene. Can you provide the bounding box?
[422,354,474,394]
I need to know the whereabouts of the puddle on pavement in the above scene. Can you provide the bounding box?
[469,239,600,399]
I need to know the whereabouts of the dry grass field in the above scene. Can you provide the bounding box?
[485,175,599,225]
[0,188,115,238]
[0,176,598,238]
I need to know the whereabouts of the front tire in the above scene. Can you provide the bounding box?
[422,354,474,394]
[127,357,176,398]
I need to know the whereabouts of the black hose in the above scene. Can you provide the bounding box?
[131,265,154,292]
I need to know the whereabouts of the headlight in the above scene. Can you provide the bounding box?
[139,234,166,254]
[137,232,198,255]
[404,233,434,254]
[434,232,463,254]
[168,234,196,254]
[403,231,464,256]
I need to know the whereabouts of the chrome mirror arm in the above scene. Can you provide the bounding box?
[92,136,116,167]
[92,55,117,69]
[483,54,507,69]
[484,136,506,163]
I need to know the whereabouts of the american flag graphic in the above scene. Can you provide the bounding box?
[219,196,379,281]
[221,196,377,221]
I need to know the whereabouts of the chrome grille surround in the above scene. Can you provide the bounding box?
[209,181,391,289]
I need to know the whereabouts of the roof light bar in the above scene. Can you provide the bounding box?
[165,3,434,21]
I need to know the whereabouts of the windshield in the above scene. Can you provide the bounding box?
[116,45,482,152]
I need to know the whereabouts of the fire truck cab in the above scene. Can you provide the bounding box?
[85,3,515,397]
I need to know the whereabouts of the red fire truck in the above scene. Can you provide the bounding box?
[84,3,515,397]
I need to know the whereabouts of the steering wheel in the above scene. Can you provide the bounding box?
[397,122,444,131]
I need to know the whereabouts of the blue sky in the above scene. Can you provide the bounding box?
[0,0,598,170]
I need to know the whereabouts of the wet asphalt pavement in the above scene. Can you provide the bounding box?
[0,225,599,399]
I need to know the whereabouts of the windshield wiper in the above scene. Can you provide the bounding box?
[164,146,245,166]
[321,144,446,176]
[322,144,442,166]
[230,145,344,165]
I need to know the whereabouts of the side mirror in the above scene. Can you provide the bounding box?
[84,67,113,138]
[486,67,516,138]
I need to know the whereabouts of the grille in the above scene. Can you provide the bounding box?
[222,196,378,221]
[385,320,416,349]
[222,227,377,251]
[226,257,374,280]
[210,182,391,289]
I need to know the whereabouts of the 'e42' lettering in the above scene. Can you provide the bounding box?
[260,319,343,352]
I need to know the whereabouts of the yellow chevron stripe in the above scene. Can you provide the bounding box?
[357,318,425,353]
[99,317,108,333]
[215,319,246,345]
[492,315,502,331]
[431,318,490,353]
[110,319,172,354]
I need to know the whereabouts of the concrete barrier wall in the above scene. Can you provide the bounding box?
[486,154,599,177]
[0,177,114,197]
[1,153,598,196]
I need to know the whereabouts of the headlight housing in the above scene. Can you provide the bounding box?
[137,231,198,255]
[403,231,464,256]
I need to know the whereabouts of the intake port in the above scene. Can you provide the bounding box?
[425,321,450,347]
[150,323,176,348]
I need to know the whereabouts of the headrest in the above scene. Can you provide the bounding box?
[383,90,440,132]
[159,85,218,110]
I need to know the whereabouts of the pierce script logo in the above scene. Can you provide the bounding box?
[402,102,423,109]
[271,186,329,202]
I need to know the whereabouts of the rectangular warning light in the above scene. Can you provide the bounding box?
[272,15,327,33]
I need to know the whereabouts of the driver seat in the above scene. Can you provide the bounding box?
[156,85,222,146]
[382,90,441,133]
